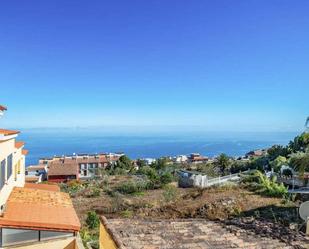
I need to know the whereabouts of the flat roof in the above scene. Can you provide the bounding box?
[101,217,292,249]
[0,186,80,232]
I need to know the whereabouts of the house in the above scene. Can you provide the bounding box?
[173,155,188,163]
[245,149,266,158]
[0,130,26,211]
[99,217,294,249]
[142,158,156,165]
[42,153,121,181]
[25,164,48,183]
[188,153,208,164]
[0,105,83,248]
[48,162,79,183]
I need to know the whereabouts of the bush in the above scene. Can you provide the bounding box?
[160,172,174,185]
[86,211,100,229]
[115,180,148,194]
[120,209,133,218]
[242,170,287,198]
[162,185,178,203]
[85,187,101,198]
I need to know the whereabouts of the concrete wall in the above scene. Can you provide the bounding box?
[0,137,25,208]
[178,172,208,188]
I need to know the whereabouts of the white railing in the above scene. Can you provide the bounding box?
[179,170,250,188]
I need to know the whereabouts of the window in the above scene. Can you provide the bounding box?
[1,228,39,246]
[0,159,6,190]
[0,228,74,247]
[40,231,73,241]
[7,154,13,180]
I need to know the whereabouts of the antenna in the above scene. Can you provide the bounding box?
[299,201,309,221]
[299,201,309,235]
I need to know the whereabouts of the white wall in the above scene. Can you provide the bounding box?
[0,137,25,209]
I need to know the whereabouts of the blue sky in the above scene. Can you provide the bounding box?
[1,0,308,132]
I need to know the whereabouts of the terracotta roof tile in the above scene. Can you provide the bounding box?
[0,187,80,232]
[22,149,29,155]
[15,141,25,149]
[48,163,78,176]
[0,129,20,136]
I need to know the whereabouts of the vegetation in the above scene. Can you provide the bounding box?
[242,170,287,198]
[162,185,179,203]
[86,211,100,229]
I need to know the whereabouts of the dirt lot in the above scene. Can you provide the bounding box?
[71,175,291,224]
[69,176,309,248]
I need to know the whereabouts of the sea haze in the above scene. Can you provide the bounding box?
[18,128,299,166]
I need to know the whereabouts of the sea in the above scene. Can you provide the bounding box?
[18,128,299,166]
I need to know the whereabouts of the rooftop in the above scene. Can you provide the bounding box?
[101,217,293,249]
[48,162,78,176]
[0,185,80,232]
[15,141,25,149]
[22,149,29,155]
[0,105,7,111]
[0,129,20,136]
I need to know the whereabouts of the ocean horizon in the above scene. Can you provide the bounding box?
[17,128,300,166]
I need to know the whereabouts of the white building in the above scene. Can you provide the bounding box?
[174,155,188,163]
[0,128,26,212]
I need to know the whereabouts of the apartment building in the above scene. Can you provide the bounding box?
[0,105,82,249]
[40,153,121,182]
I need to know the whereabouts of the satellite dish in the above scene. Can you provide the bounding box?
[299,201,309,221]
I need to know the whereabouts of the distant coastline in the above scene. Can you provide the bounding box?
[18,129,299,166]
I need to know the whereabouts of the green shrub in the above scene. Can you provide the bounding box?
[86,211,100,229]
[162,185,178,203]
[160,172,174,185]
[120,209,133,218]
[86,187,101,197]
[115,180,148,194]
[242,170,287,198]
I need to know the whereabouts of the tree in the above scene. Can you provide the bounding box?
[151,158,168,171]
[136,159,146,168]
[271,156,287,172]
[117,155,133,170]
[289,152,309,175]
[215,154,231,175]
[289,133,309,153]
[267,145,290,161]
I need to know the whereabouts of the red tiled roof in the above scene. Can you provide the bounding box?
[22,149,29,155]
[0,129,20,136]
[15,141,25,149]
[48,163,78,176]
[0,105,7,111]
[0,187,80,232]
